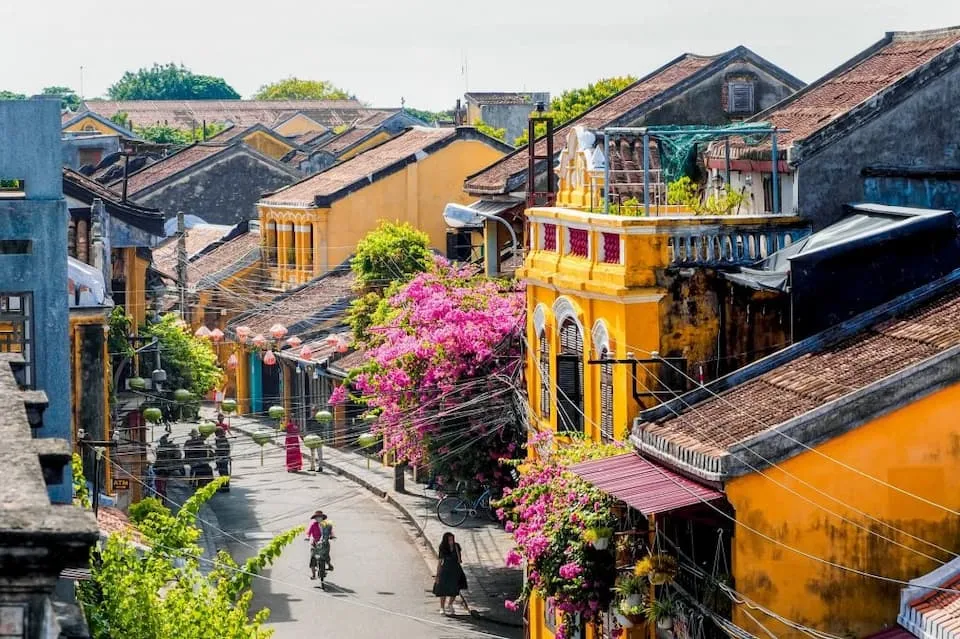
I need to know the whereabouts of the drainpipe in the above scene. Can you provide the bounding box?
[772,128,780,214]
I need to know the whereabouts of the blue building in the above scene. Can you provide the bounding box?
[0,97,72,502]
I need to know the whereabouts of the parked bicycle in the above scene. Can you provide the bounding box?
[436,484,498,527]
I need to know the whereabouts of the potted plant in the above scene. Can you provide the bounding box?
[648,554,677,585]
[615,535,633,566]
[645,595,677,630]
[614,573,646,609]
[617,600,646,627]
[583,526,614,550]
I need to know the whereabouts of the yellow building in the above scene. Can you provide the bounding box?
[208,124,300,160]
[62,110,141,139]
[257,126,511,288]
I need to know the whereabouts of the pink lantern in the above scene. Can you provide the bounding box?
[300,344,314,360]
[210,328,225,343]
[269,323,288,340]
[194,325,212,338]
[263,350,277,366]
[252,334,267,348]
[325,334,340,347]
[337,341,349,353]
[286,335,302,349]
[236,325,251,344]
[226,353,239,370]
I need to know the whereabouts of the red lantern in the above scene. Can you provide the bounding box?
[210,328,224,343]
[236,325,251,344]
[252,334,267,348]
[194,325,212,339]
[300,344,314,360]
[286,335,302,349]
[269,323,288,340]
[263,350,277,366]
[227,353,239,370]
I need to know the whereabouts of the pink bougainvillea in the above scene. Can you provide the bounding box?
[349,260,526,488]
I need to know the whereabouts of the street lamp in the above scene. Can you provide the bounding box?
[443,203,520,277]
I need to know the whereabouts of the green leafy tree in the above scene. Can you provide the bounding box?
[108,63,240,100]
[474,119,509,144]
[347,222,432,341]
[513,76,636,146]
[77,476,302,639]
[41,86,80,111]
[110,111,130,129]
[404,107,454,124]
[0,90,26,100]
[254,77,352,100]
[145,313,224,397]
[133,121,225,144]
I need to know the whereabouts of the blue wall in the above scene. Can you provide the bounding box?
[863,177,960,213]
[0,98,72,503]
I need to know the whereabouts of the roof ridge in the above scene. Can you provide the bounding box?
[889,25,960,41]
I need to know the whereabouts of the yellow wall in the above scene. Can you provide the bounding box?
[125,249,149,329]
[64,115,121,136]
[242,130,294,160]
[258,137,506,288]
[69,313,112,490]
[338,131,392,161]
[273,114,326,137]
[725,381,960,638]
[466,103,482,125]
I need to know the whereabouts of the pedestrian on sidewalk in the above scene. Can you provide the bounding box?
[215,412,230,436]
[433,532,471,615]
[284,420,303,472]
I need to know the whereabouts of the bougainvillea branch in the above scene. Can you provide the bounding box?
[339,258,526,489]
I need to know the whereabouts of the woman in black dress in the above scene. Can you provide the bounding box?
[433,532,470,615]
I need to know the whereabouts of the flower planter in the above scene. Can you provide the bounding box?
[615,612,634,629]
[625,594,643,609]
[657,617,674,630]
[650,572,674,585]
[592,536,611,550]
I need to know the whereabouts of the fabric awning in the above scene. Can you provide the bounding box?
[570,453,724,515]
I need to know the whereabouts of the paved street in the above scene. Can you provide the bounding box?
[157,421,519,639]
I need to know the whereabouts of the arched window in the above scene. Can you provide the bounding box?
[556,318,583,433]
[600,347,614,442]
[538,330,550,419]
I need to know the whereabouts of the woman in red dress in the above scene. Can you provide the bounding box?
[284,420,303,472]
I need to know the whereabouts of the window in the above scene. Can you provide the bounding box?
[762,174,774,212]
[538,331,550,419]
[727,82,755,114]
[600,352,614,442]
[556,319,583,433]
[0,293,33,387]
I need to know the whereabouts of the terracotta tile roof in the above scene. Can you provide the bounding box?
[188,231,261,289]
[726,28,960,156]
[80,99,370,130]
[642,286,960,457]
[465,92,535,105]
[97,507,147,546]
[907,574,960,634]
[464,54,717,195]
[327,346,368,375]
[320,126,391,155]
[152,224,232,277]
[206,124,245,142]
[262,127,456,207]
[120,144,227,195]
[292,131,328,147]
[278,333,346,364]
[230,266,357,336]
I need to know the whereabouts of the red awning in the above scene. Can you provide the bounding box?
[570,454,724,515]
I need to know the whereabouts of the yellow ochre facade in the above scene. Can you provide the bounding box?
[257,134,507,288]
[236,130,296,160]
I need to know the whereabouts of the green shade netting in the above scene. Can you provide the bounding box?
[630,122,774,185]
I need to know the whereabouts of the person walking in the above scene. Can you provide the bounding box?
[433,532,471,615]
[284,420,303,472]
[214,427,231,492]
[215,412,231,436]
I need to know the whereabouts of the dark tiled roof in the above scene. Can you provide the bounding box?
[206,124,244,142]
[120,144,227,195]
[262,128,456,207]
[327,347,368,375]
[320,126,391,155]
[292,131,328,147]
[80,100,371,129]
[152,224,232,277]
[465,92,535,105]
[641,286,960,457]
[187,231,261,289]
[464,54,717,194]
[62,168,165,235]
[726,28,960,156]
[283,150,309,167]
[230,266,357,336]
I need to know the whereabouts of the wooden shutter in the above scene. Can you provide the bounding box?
[556,320,583,433]
[600,359,614,441]
[539,332,550,418]
[728,82,755,114]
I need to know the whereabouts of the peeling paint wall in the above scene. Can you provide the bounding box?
[725,381,960,637]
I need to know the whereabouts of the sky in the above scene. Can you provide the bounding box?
[3,0,960,111]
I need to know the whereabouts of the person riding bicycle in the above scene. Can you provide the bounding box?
[306,511,334,579]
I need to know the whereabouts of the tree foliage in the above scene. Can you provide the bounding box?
[77,475,302,639]
[474,119,509,144]
[132,122,226,144]
[145,314,224,397]
[254,78,352,101]
[513,76,636,146]
[404,107,454,124]
[41,85,80,111]
[108,63,240,100]
[0,90,26,100]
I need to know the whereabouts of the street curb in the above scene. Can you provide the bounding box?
[230,421,522,629]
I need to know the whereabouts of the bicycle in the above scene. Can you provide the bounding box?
[436,485,498,527]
